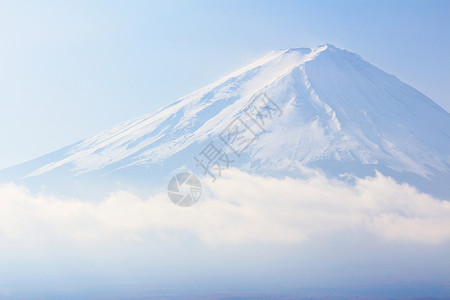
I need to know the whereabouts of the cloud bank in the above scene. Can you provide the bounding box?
[0,168,449,246]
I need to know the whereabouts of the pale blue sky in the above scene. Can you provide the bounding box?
[0,0,449,169]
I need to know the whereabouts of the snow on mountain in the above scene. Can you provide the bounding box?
[1,44,449,198]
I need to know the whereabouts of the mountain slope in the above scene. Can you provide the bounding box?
[1,44,449,198]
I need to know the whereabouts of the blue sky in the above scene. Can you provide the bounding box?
[0,0,449,169]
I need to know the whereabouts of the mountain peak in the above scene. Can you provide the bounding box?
[320,43,337,49]
[283,43,338,52]
[228,44,343,85]
[1,44,449,199]
[285,43,340,56]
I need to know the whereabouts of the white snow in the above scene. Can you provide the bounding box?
[25,44,450,179]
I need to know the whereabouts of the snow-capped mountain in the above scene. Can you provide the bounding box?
[1,44,449,198]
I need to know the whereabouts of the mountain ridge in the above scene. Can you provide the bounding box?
[1,44,449,199]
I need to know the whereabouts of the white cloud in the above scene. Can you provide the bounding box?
[0,169,449,246]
